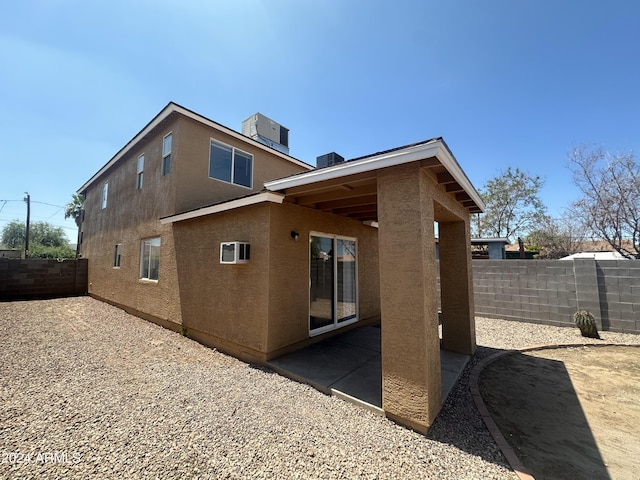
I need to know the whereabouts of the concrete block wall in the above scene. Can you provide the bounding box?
[470,259,640,333]
[596,260,640,332]
[0,258,88,300]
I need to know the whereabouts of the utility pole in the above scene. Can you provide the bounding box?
[24,192,30,258]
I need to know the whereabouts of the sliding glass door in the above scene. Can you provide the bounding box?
[309,233,357,335]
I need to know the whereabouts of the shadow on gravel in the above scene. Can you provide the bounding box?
[477,350,610,480]
[426,347,512,470]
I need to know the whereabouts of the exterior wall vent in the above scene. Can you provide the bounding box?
[316,152,345,168]
[242,113,289,155]
[220,242,250,264]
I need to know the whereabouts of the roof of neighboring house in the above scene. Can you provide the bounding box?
[471,237,510,245]
[77,102,313,194]
[560,251,627,260]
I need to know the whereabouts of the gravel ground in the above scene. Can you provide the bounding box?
[1,297,638,479]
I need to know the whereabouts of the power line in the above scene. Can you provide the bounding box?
[0,199,65,209]
[32,201,66,209]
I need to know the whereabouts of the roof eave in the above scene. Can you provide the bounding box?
[77,102,313,194]
[159,191,285,224]
[265,139,486,212]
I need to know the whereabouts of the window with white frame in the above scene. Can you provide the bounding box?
[101,181,109,209]
[136,154,144,189]
[140,237,160,281]
[162,133,172,176]
[114,244,122,267]
[209,139,253,188]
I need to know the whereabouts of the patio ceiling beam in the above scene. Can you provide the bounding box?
[333,204,378,217]
[281,172,376,197]
[295,183,378,206]
[420,157,441,168]
[437,172,456,184]
[317,194,378,211]
[445,182,465,193]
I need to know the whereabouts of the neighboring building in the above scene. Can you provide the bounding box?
[560,251,627,260]
[470,237,510,259]
[78,102,485,433]
[0,249,21,259]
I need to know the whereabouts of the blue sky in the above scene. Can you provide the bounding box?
[1,0,639,242]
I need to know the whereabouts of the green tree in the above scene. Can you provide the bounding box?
[1,220,25,248]
[1,220,75,259]
[30,222,68,247]
[29,243,76,259]
[477,167,547,241]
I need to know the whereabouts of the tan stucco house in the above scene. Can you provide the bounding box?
[78,102,484,432]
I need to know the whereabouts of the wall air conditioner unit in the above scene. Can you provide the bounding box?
[220,242,250,264]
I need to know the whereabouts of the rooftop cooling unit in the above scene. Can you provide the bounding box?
[242,113,289,154]
[316,152,345,168]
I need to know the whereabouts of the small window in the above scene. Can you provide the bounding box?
[162,133,172,176]
[140,237,161,280]
[136,154,144,189]
[114,244,122,267]
[209,139,253,188]
[101,182,109,209]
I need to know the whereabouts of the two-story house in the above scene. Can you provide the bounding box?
[78,102,484,433]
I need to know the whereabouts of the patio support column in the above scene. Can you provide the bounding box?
[377,163,441,433]
[439,220,477,355]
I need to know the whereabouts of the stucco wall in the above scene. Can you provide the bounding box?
[265,202,380,354]
[173,204,272,357]
[174,116,309,214]
[79,111,310,331]
[171,201,380,361]
[80,115,182,325]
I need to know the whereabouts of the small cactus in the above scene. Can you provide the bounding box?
[573,310,600,339]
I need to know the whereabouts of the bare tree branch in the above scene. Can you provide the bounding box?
[568,146,640,258]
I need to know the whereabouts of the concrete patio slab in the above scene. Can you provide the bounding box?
[267,326,469,413]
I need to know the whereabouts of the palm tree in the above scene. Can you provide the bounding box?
[64,193,84,257]
[64,193,84,228]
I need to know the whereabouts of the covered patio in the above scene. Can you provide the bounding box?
[265,138,484,432]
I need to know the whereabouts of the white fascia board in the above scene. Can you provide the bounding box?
[265,140,486,212]
[78,103,312,194]
[436,143,486,212]
[159,192,285,224]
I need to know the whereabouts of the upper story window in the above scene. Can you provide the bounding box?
[209,139,253,188]
[136,154,144,189]
[162,133,172,176]
[101,181,109,209]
